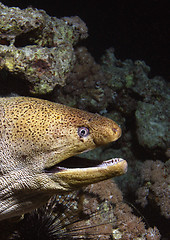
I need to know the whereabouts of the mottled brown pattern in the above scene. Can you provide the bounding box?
[0,97,127,221]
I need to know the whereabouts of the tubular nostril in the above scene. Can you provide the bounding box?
[113,127,122,138]
[112,128,118,134]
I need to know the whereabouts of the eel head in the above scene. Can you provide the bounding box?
[0,97,127,220]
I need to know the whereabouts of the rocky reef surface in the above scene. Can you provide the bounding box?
[0,3,87,94]
[0,2,169,239]
[8,180,161,240]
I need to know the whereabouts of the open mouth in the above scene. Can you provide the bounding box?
[44,156,127,188]
[44,156,127,174]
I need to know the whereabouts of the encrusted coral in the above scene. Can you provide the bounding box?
[135,101,169,149]
[136,160,170,219]
[82,180,161,240]
[7,180,161,240]
[52,46,111,112]
[101,48,170,115]
[0,44,75,94]
[0,3,88,94]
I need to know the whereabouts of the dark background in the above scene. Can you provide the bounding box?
[1,0,169,80]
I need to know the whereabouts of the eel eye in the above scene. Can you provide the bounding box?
[78,127,89,138]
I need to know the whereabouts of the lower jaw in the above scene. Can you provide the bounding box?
[45,156,128,188]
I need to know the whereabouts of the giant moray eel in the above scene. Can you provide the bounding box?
[0,97,127,221]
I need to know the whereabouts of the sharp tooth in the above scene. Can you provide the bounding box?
[97,158,124,167]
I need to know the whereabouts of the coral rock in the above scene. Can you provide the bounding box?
[135,101,169,149]
[136,160,170,219]
[0,3,88,94]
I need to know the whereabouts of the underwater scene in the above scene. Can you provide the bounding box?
[0,1,169,239]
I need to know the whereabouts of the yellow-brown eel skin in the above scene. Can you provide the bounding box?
[0,97,127,221]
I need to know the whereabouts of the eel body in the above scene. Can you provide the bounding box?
[0,97,127,220]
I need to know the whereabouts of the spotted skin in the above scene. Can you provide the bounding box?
[0,97,127,220]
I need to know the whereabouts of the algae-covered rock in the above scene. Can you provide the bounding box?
[0,3,88,94]
[0,44,75,94]
[0,3,44,44]
[135,101,169,149]
[101,48,137,91]
[52,46,110,112]
[101,48,170,116]
[131,73,169,103]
